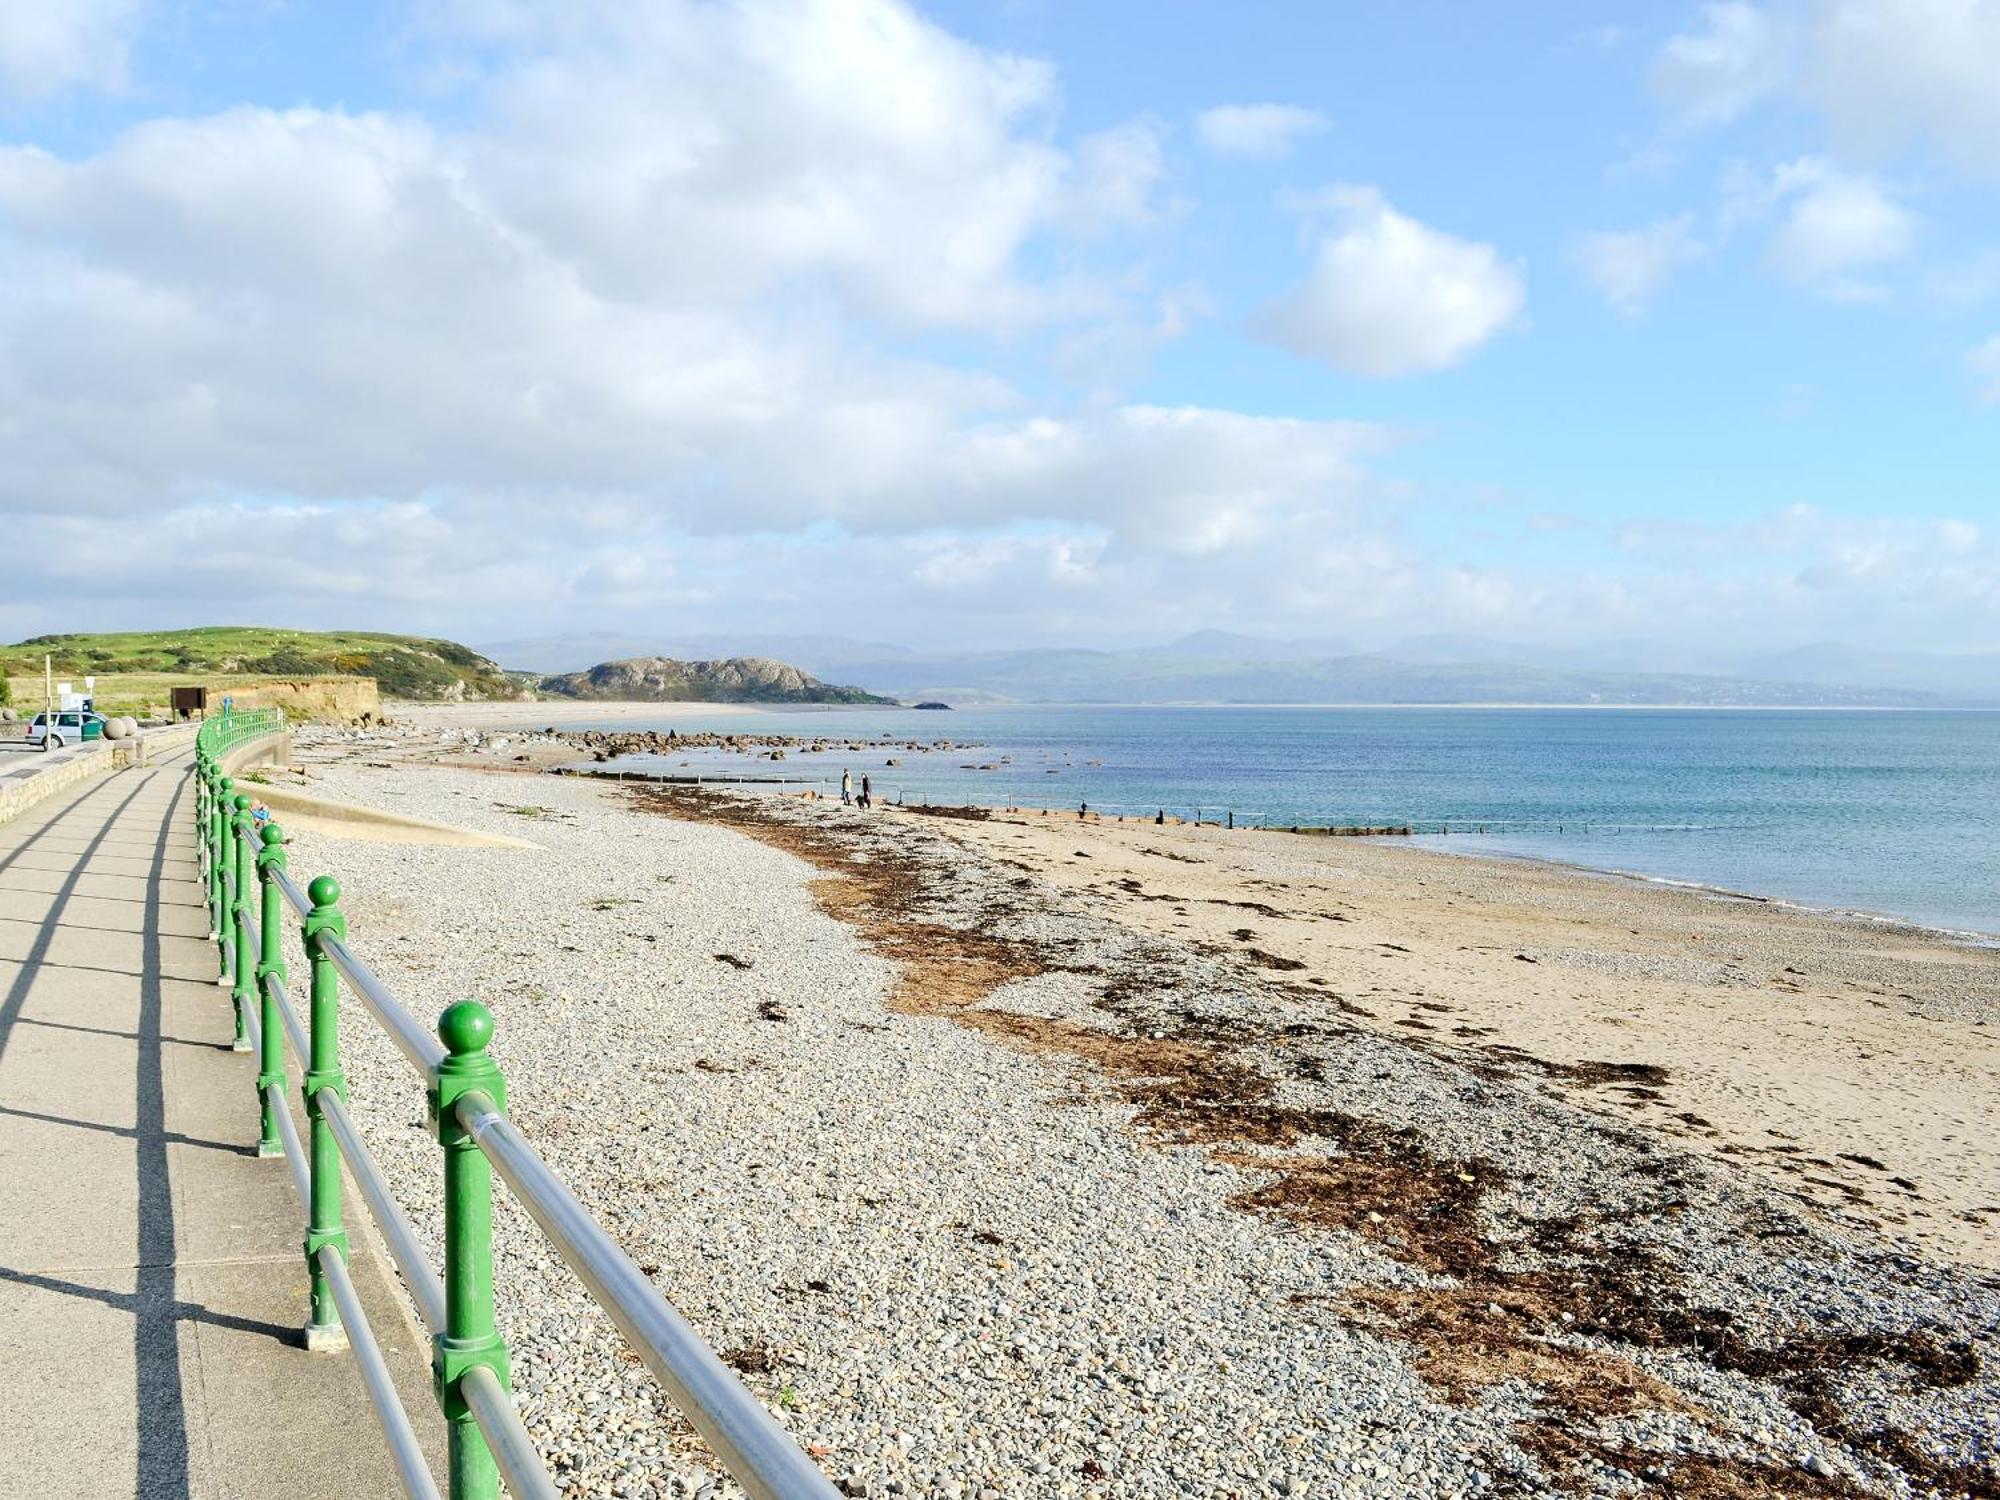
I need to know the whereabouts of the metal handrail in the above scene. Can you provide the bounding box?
[238,852,309,1058]
[198,733,842,1500]
[265,1083,310,1204]
[196,707,287,757]
[276,860,447,1073]
[318,1245,445,1500]
[322,933,446,1073]
[246,848,547,1499]
[319,1090,447,1332]
[454,1092,842,1500]
[246,989,438,1500]
[462,1367,561,1500]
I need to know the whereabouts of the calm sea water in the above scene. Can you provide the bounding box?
[570,706,2000,938]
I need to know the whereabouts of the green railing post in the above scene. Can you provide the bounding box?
[193,754,210,929]
[229,792,255,1053]
[213,775,235,990]
[431,1001,510,1500]
[254,823,289,1159]
[301,875,349,1351]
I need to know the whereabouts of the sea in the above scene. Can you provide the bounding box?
[560,706,2000,940]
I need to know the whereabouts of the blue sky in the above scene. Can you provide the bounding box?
[2,1,1995,654]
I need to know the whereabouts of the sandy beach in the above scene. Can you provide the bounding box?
[267,727,2000,1498]
[916,804,2000,1272]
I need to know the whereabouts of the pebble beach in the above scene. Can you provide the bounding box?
[267,724,2000,1499]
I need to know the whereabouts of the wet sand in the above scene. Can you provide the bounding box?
[903,803,2000,1271]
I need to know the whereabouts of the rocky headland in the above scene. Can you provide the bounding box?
[536,655,894,705]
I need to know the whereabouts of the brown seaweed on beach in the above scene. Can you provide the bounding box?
[629,784,1993,1498]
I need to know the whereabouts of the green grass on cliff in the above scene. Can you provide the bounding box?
[3,626,516,701]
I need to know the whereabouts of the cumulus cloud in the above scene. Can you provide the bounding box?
[1758,157,1916,295]
[1060,120,1169,230]
[1653,1,2000,172]
[0,0,143,100]
[1572,214,1707,315]
[1650,3,1793,127]
[458,0,1109,330]
[1809,0,2000,173]
[1252,187,1525,377]
[0,0,1408,644]
[0,1,1205,531]
[3,0,1987,656]
[1193,104,1329,160]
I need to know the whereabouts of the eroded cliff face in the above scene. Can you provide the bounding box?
[227,677,383,721]
[536,655,891,704]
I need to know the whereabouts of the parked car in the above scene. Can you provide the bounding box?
[26,710,108,749]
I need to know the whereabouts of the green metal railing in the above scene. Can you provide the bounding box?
[192,716,839,1500]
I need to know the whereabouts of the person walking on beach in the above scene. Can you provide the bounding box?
[841,768,853,805]
[859,774,872,809]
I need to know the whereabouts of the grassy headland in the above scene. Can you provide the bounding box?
[3,626,517,712]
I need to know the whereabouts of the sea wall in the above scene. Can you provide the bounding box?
[219,729,293,778]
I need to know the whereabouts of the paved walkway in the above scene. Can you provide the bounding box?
[0,750,437,1498]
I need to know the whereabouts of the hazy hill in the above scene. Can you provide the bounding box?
[5,626,519,701]
[486,631,911,676]
[832,652,1940,707]
[494,631,1979,706]
[1735,645,2000,701]
[536,656,894,704]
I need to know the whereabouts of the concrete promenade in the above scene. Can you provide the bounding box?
[0,748,437,1497]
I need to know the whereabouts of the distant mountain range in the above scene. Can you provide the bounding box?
[482,631,2000,708]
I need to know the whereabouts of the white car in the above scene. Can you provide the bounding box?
[25,710,108,750]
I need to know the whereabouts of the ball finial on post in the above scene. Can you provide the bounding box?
[308,874,341,908]
[439,1000,495,1057]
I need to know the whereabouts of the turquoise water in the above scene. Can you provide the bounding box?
[573,706,2000,938]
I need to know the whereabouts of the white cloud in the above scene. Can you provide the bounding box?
[0,0,143,100]
[1572,214,1707,315]
[1652,1,2000,172]
[1061,119,1169,230]
[1252,187,1525,377]
[1809,0,2000,172]
[461,0,1100,331]
[1,0,1988,656]
[1760,157,1916,294]
[1968,335,2000,402]
[1650,3,1793,127]
[0,0,1203,533]
[919,405,1393,553]
[1193,103,1329,160]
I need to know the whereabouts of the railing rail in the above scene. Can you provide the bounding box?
[192,714,840,1500]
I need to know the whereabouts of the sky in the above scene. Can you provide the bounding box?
[1,0,1996,655]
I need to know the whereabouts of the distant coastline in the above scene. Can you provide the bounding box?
[551,702,2000,936]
